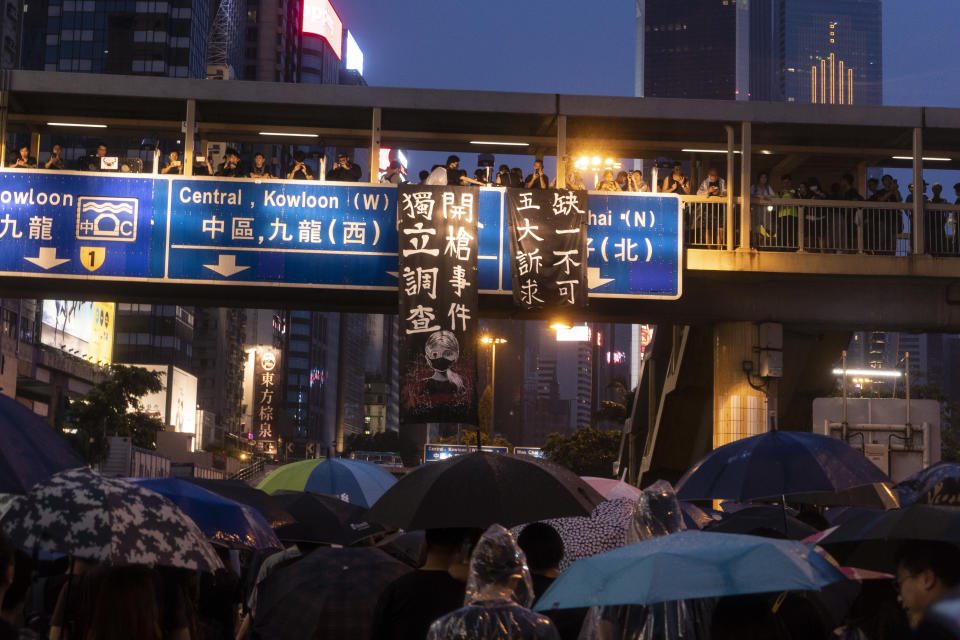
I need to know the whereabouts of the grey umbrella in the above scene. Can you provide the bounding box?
[0,468,222,571]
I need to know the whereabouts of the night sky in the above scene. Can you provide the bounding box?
[335,1,960,179]
[337,1,960,106]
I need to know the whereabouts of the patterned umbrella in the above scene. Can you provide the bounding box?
[514,498,636,570]
[258,458,397,509]
[0,468,222,571]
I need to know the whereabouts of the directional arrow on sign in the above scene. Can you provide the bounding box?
[203,255,249,278]
[588,266,615,290]
[25,247,70,270]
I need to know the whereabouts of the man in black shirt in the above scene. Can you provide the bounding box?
[327,152,362,182]
[524,159,549,189]
[215,148,243,177]
[287,150,314,180]
[517,523,587,640]
[371,528,479,640]
[248,152,274,179]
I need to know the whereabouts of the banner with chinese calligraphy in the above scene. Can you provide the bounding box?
[253,347,282,441]
[506,189,588,310]
[397,184,479,425]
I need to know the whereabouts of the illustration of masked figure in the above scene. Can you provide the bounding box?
[423,330,466,395]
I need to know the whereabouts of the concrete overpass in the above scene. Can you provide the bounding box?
[2,71,957,477]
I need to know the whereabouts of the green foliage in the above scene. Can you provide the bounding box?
[542,426,622,478]
[65,364,166,464]
[434,428,511,449]
[344,430,421,467]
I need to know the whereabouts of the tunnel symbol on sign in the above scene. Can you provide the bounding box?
[76,197,138,242]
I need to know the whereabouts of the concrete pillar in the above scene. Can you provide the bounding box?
[556,115,567,189]
[184,99,196,177]
[713,322,769,449]
[739,121,752,250]
[725,125,735,251]
[912,127,923,254]
[369,107,381,184]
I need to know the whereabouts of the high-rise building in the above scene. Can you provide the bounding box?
[635,0,882,105]
[21,0,212,77]
[193,307,246,440]
[113,304,194,372]
[335,312,366,450]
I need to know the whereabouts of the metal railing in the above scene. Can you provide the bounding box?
[923,204,960,257]
[681,195,730,249]
[748,199,924,254]
[230,457,265,482]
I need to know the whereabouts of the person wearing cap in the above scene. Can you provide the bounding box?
[327,152,362,182]
[379,160,405,185]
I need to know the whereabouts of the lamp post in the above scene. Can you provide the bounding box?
[480,335,507,446]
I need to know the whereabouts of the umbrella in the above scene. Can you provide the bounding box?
[366,452,604,529]
[675,430,889,503]
[0,468,222,571]
[819,503,960,572]
[913,476,960,506]
[581,476,642,500]
[534,530,846,610]
[705,505,818,540]
[679,502,715,530]
[513,498,637,571]
[897,461,960,506]
[258,458,396,508]
[129,478,282,550]
[254,547,411,640]
[271,491,384,545]
[0,393,83,494]
[784,482,900,510]
[184,478,296,528]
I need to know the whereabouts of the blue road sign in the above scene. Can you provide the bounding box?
[467,445,509,453]
[513,446,544,458]
[0,171,163,279]
[424,443,468,461]
[0,171,682,300]
[166,178,398,289]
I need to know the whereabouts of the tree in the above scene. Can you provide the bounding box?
[66,364,165,464]
[542,427,622,477]
[434,428,511,449]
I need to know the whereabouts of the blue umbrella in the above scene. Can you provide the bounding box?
[897,461,960,506]
[131,478,281,550]
[675,430,888,503]
[258,458,397,509]
[534,530,846,610]
[0,393,83,494]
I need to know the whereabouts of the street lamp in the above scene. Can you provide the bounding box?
[479,335,507,446]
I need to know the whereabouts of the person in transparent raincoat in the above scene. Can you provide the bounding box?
[427,524,560,640]
[577,480,712,640]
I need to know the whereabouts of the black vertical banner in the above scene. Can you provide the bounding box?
[398,185,479,425]
[506,189,589,310]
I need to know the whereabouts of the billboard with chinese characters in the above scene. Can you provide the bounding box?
[41,300,115,364]
[302,0,342,58]
[253,347,282,441]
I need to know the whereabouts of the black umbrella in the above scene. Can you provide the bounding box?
[819,504,960,572]
[254,547,411,640]
[365,452,604,529]
[705,505,818,540]
[185,478,296,528]
[272,491,384,545]
[784,482,900,510]
[0,393,83,494]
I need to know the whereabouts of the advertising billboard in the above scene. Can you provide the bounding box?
[346,30,363,75]
[302,0,342,59]
[41,300,115,363]
[253,347,282,441]
[124,364,197,435]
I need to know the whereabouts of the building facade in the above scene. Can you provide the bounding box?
[636,0,882,105]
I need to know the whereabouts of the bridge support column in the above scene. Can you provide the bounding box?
[369,107,381,184]
[184,99,196,177]
[0,89,7,169]
[712,322,771,448]
[725,125,735,251]
[912,127,923,255]
[739,121,752,250]
[556,115,567,189]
